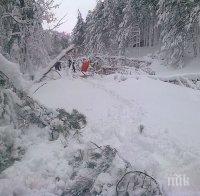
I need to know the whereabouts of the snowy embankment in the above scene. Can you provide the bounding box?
[29,74,200,195]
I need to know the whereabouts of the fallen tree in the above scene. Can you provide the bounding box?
[73,54,155,77]
[36,44,75,82]
[0,53,86,172]
[149,73,200,90]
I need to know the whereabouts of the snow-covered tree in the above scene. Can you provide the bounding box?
[36,0,59,24]
[71,10,85,53]
[117,0,140,54]
[0,0,61,77]
[137,0,159,47]
[102,0,122,53]
[83,0,126,54]
[84,0,106,54]
[158,0,200,67]
[43,30,70,58]
[71,0,199,68]
[81,0,160,55]
[189,3,200,57]
[83,10,94,53]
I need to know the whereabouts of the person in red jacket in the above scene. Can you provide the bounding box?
[81,59,90,74]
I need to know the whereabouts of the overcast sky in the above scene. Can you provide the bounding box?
[53,0,96,33]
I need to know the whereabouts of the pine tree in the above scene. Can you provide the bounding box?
[74,0,200,67]
[82,0,160,55]
[83,10,94,53]
[85,0,106,54]
[72,10,85,53]
[102,0,124,53]
[117,0,140,54]
[158,0,200,67]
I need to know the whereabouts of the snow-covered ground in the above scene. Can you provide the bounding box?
[33,73,200,195]
[1,60,200,195]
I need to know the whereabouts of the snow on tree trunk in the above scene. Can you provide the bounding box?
[150,73,200,90]
[35,44,75,82]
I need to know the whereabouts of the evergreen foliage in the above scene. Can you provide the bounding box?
[71,10,85,53]
[72,0,200,66]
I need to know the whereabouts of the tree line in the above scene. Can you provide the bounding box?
[0,0,199,74]
[72,0,200,67]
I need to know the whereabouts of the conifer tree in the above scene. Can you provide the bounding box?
[158,0,200,67]
[72,10,85,53]
[117,0,140,54]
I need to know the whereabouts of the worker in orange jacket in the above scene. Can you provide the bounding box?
[81,59,90,73]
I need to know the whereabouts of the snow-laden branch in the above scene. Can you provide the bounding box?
[0,54,27,90]
[1,13,30,25]
[49,13,67,31]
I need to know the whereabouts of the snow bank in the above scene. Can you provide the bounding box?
[150,73,200,82]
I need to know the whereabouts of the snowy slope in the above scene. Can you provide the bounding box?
[31,75,200,195]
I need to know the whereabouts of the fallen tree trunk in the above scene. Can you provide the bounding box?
[149,73,200,90]
[150,73,200,82]
[36,44,75,83]
[76,55,155,76]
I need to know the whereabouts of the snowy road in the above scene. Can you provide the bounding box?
[32,75,200,195]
